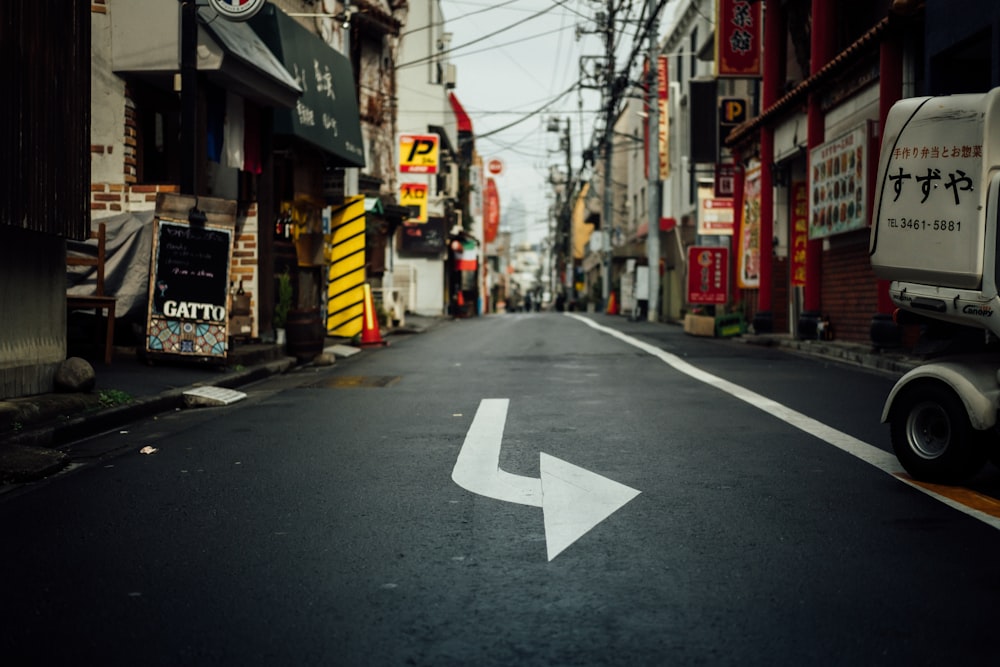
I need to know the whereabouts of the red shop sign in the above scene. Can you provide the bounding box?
[687,246,729,304]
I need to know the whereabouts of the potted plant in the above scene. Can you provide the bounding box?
[274,269,292,346]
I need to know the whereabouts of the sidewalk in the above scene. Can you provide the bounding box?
[0,315,440,485]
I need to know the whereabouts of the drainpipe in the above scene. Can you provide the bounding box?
[180,0,198,195]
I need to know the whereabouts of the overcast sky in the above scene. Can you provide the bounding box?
[439,0,677,246]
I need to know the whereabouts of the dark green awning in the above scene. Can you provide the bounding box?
[250,6,365,168]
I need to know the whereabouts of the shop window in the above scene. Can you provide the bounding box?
[131,82,181,186]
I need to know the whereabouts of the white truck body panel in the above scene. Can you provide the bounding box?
[870,89,1000,289]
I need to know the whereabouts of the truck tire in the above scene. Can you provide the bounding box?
[889,382,988,483]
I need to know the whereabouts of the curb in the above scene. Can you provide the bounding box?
[737,334,921,376]
[0,356,296,485]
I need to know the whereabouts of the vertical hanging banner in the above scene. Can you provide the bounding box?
[687,246,729,304]
[790,181,809,286]
[400,182,428,222]
[484,178,500,243]
[715,0,762,78]
[643,56,670,180]
[470,164,484,221]
[326,195,366,338]
[657,55,669,180]
[737,165,761,289]
[398,133,440,174]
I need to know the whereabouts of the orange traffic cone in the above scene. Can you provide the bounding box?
[359,283,388,347]
[606,291,619,315]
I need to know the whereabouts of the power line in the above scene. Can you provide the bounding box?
[397,0,574,69]
[399,0,523,38]
[473,81,582,139]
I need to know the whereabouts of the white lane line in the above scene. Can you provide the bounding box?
[567,314,1000,531]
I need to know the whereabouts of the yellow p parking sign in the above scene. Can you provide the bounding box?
[399,133,440,174]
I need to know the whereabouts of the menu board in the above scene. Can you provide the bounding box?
[809,124,868,239]
[400,217,446,255]
[146,217,234,359]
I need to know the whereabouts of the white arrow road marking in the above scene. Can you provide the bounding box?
[452,398,641,561]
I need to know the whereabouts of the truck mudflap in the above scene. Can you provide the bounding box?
[882,358,1000,431]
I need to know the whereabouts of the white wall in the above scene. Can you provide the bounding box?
[393,0,454,315]
[398,259,444,316]
[91,7,127,191]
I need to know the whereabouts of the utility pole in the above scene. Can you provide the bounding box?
[563,118,574,305]
[343,1,359,197]
[600,1,616,310]
[645,3,661,322]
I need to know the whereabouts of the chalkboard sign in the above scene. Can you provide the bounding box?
[146,216,234,359]
[152,220,232,319]
[400,217,445,255]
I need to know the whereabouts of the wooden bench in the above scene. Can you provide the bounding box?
[67,222,116,364]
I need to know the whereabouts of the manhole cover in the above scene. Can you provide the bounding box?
[307,375,401,388]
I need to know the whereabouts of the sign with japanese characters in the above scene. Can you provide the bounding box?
[809,124,868,239]
[687,246,729,305]
[399,133,440,174]
[698,185,734,235]
[715,162,735,198]
[715,0,762,78]
[399,182,428,223]
[869,92,992,290]
[643,56,670,180]
[790,181,808,286]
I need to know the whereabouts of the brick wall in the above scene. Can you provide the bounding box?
[91,84,263,341]
[232,207,260,340]
[820,231,879,344]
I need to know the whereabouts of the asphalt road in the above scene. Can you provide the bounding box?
[2,312,999,665]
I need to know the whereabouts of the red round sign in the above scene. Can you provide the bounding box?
[487,158,504,175]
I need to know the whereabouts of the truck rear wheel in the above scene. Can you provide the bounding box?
[889,382,987,483]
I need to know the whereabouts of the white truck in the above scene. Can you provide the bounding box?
[870,88,1000,482]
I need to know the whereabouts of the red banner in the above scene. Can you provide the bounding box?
[791,181,808,286]
[484,178,500,243]
[643,56,670,180]
[687,246,729,304]
[715,0,762,77]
